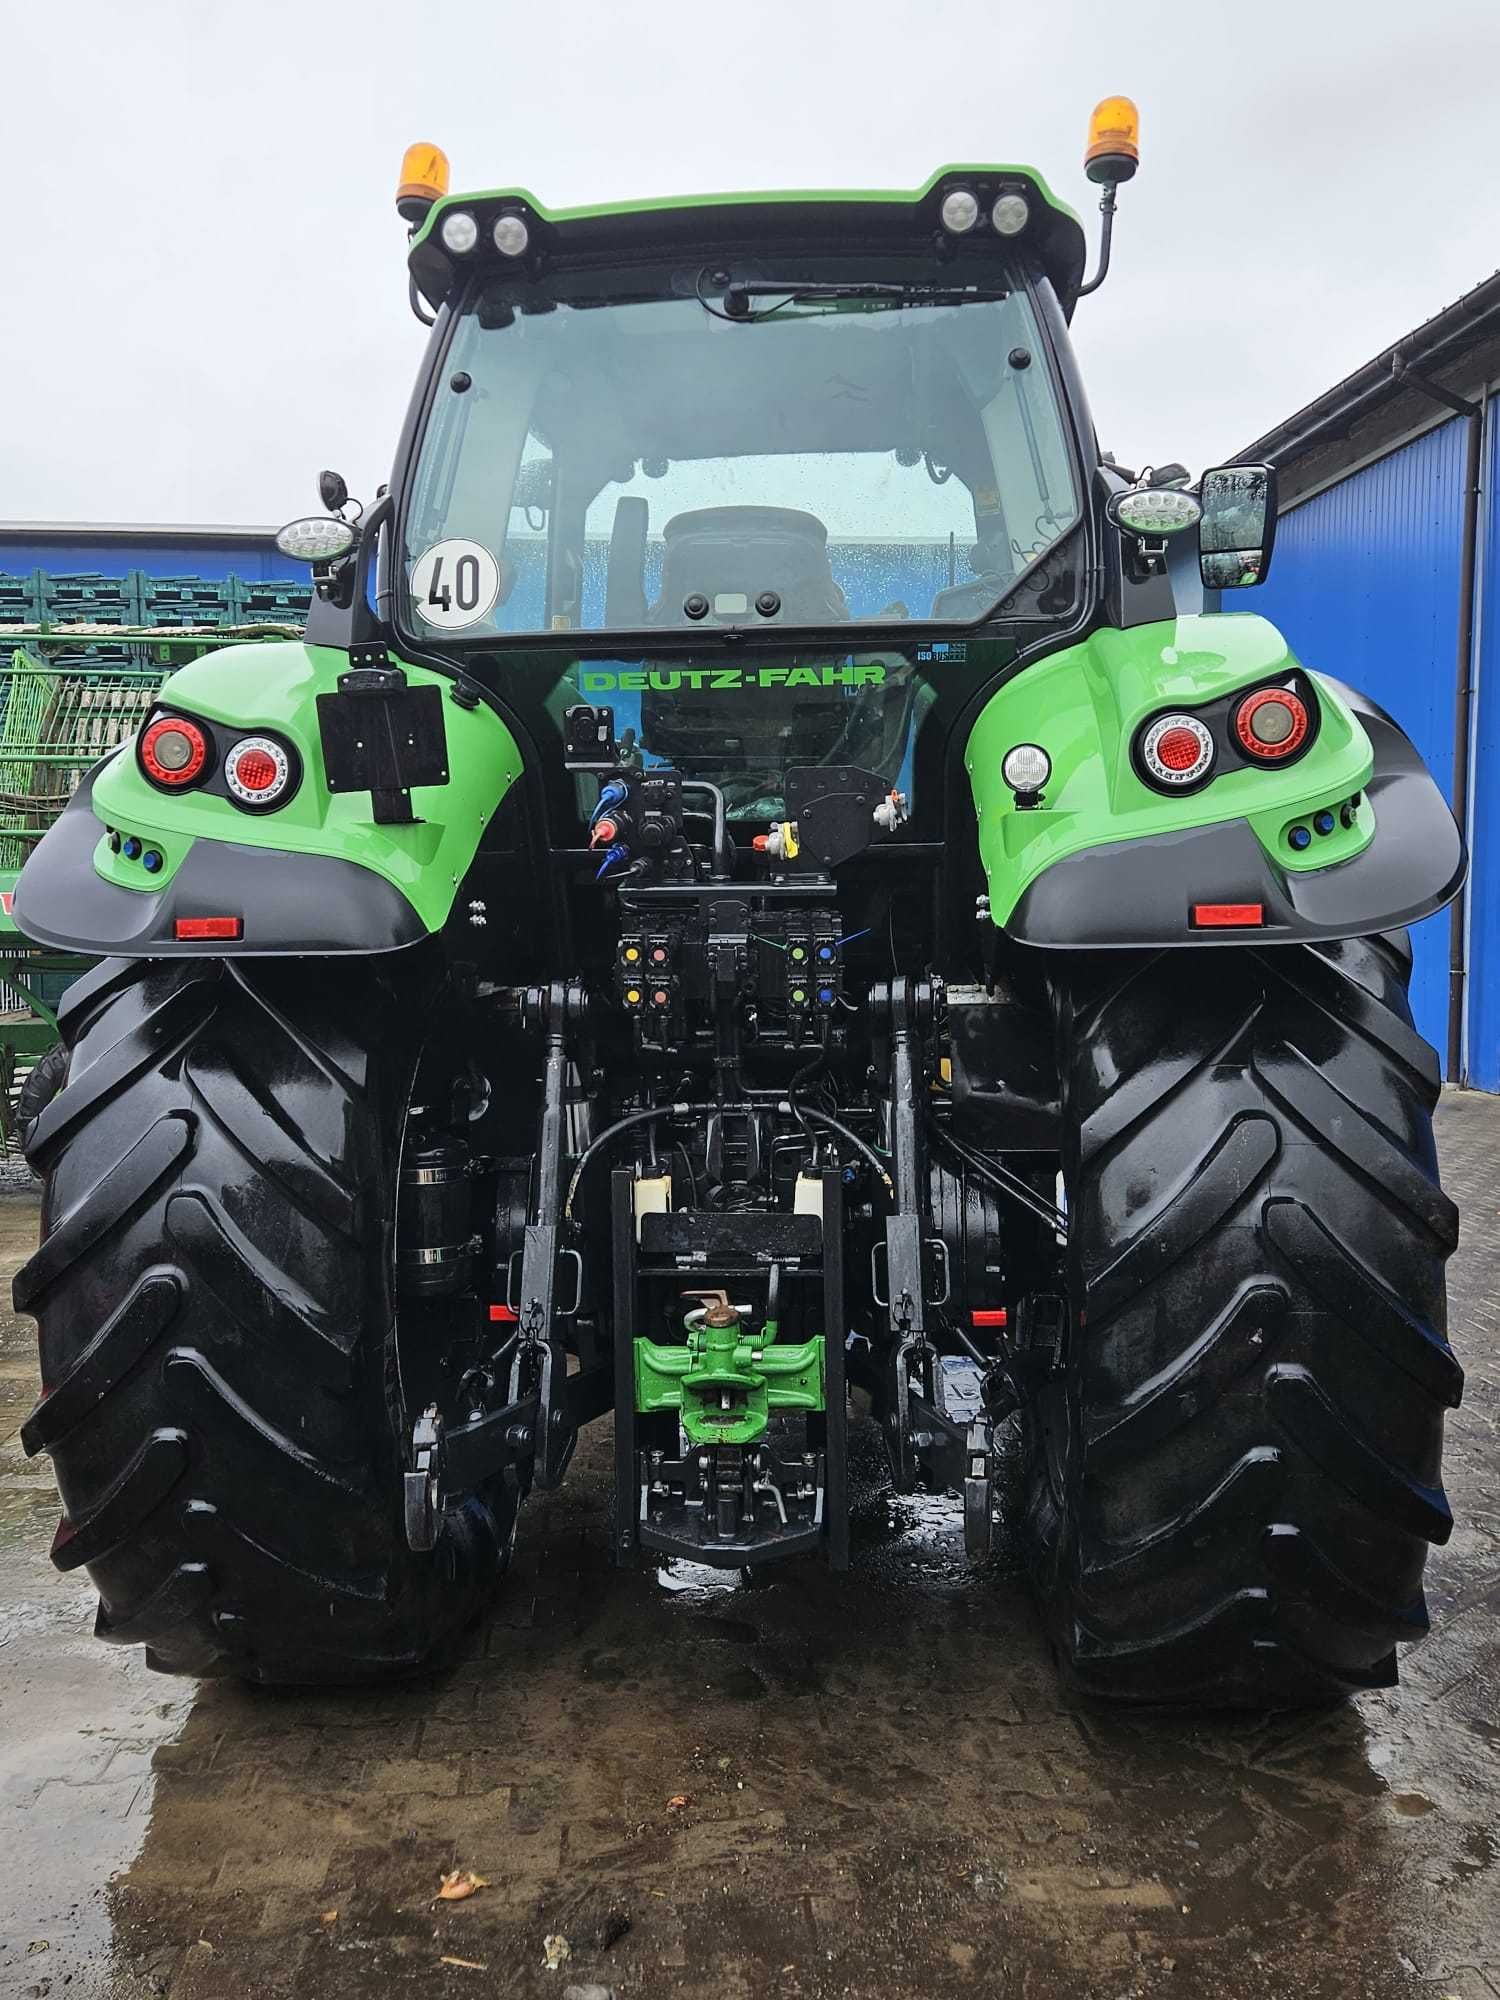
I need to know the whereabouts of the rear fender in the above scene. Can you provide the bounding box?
[12,641,523,956]
[964,613,1465,947]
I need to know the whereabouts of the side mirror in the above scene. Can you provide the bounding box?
[1199,464,1277,589]
[319,469,350,514]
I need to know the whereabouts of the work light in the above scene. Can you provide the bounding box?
[440,210,479,255]
[1002,743,1051,795]
[940,189,980,234]
[992,193,1030,236]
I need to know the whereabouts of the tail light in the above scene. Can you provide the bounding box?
[223,735,294,808]
[1139,713,1215,788]
[1235,686,1310,760]
[140,715,209,788]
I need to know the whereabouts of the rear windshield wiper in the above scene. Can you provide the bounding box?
[697,274,1010,322]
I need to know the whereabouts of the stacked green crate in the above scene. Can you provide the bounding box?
[232,573,313,623]
[138,571,237,627]
[40,572,143,626]
[0,573,44,628]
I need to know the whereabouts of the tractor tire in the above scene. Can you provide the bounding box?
[16,953,511,1684]
[1024,933,1462,1707]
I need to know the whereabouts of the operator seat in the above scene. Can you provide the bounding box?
[652,506,849,623]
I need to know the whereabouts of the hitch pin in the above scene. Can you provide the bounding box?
[753,1472,789,1525]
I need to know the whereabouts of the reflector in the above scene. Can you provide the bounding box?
[1192,903,1264,928]
[175,917,242,940]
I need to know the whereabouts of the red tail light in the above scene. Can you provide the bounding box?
[140,716,208,787]
[1139,712,1215,788]
[175,916,242,940]
[223,735,294,808]
[1235,687,1309,760]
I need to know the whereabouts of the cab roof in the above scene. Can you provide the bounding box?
[407,166,1088,320]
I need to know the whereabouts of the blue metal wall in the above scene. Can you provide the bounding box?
[0,532,300,581]
[1253,419,1468,1059]
[1461,403,1500,1089]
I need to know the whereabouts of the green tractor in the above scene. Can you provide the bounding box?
[13,103,1466,1704]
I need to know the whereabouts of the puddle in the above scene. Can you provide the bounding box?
[653,1558,745,1598]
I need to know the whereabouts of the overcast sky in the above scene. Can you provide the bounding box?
[9,0,1500,527]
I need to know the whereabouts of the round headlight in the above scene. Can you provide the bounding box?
[274,515,355,563]
[940,188,980,234]
[1002,743,1051,794]
[440,209,479,255]
[1110,487,1203,537]
[991,192,1030,236]
[492,213,529,257]
[1140,713,1215,788]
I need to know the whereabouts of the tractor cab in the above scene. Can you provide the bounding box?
[388,165,1099,830]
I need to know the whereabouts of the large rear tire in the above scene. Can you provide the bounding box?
[1024,933,1462,1707]
[16,954,510,1684]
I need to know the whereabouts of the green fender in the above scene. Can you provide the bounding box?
[964,613,1465,947]
[12,642,524,957]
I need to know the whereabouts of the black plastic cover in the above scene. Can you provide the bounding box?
[12,767,428,957]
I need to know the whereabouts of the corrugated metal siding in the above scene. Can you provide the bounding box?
[0,535,298,580]
[1254,418,1467,1057]
[1462,402,1500,1088]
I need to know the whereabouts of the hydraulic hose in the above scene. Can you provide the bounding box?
[560,1097,895,1222]
[780,1102,895,1203]
[563,1102,718,1224]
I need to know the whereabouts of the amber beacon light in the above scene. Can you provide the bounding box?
[1085,96,1140,184]
[397,142,450,224]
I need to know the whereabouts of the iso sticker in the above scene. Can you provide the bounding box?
[410,538,500,630]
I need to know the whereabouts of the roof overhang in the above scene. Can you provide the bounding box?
[407,166,1087,320]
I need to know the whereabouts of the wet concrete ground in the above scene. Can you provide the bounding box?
[2,1093,1499,2000]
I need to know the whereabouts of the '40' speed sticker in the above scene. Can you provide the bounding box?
[410,538,500,630]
